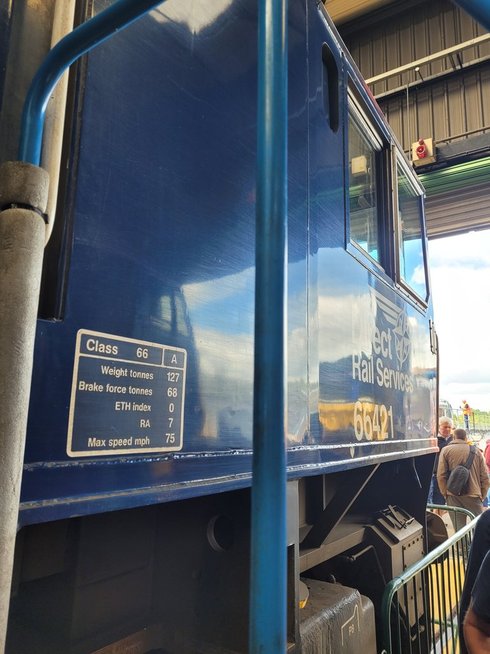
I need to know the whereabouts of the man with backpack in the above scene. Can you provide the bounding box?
[437,428,489,531]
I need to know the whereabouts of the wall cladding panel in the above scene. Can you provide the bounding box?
[339,0,490,237]
[341,0,490,152]
[482,68,490,125]
[465,72,484,131]
[413,88,432,144]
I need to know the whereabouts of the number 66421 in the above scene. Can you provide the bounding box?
[353,401,393,441]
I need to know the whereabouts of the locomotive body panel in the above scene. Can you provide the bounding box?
[6,0,436,525]
[0,2,441,651]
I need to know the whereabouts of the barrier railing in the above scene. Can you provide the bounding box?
[380,506,478,654]
[451,409,490,437]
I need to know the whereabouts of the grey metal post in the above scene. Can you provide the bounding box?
[0,161,49,652]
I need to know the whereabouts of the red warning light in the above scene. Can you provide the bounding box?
[416,139,427,159]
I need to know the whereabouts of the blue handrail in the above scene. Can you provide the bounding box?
[250,0,288,651]
[19,0,166,165]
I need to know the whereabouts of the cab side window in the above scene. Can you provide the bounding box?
[346,86,429,305]
[396,160,428,302]
[347,93,385,267]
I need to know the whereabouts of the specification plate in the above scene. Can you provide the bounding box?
[67,330,186,457]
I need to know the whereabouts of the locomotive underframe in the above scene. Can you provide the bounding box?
[7,454,433,653]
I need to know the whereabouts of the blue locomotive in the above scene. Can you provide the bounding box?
[0,0,438,652]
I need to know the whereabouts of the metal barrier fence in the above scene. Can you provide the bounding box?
[451,409,490,437]
[380,505,478,654]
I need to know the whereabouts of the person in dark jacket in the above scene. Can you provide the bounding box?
[459,510,490,654]
[463,550,490,653]
[484,438,490,508]
[428,417,453,511]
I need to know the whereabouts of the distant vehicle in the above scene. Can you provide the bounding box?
[439,399,454,421]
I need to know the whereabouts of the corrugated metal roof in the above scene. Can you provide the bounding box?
[419,158,490,237]
[338,0,490,239]
[342,0,490,154]
[325,0,396,24]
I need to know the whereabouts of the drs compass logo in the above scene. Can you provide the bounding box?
[352,288,413,393]
[376,289,411,368]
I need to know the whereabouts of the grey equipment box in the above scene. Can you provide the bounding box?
[300,578,376,654]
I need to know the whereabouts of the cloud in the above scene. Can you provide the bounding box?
[429,230,490,266]
[429,229,490,411]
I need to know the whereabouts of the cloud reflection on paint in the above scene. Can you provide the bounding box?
[150,0,233,34]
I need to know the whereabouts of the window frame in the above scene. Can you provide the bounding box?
[393,149,429,307]
[345,83,392,280]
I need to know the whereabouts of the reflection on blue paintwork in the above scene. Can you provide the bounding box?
[397,163,428,300]
[182,256,309,446]
[149,0,233,34]
[348,99,382,264]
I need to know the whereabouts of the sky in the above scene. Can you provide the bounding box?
[428,228,490,412]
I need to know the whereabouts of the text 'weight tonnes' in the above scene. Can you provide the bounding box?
[67,330,186,457]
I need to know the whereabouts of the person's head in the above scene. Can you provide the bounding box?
[438,417,453,437]
[453,428,467,441]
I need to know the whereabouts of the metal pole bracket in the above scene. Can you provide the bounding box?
[0,161,50,227]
